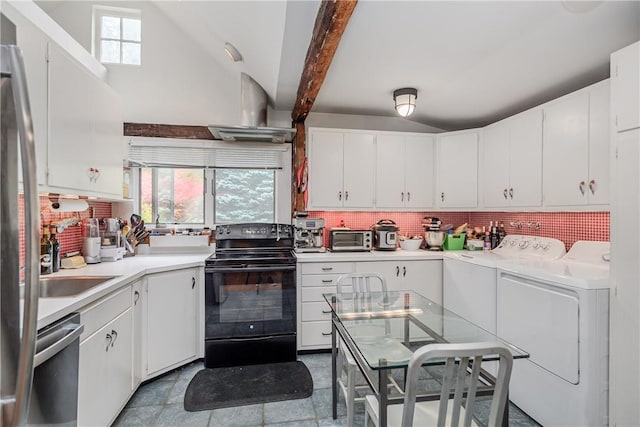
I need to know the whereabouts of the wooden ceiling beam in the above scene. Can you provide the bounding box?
[291,0,357,214]
[291,0,358,123]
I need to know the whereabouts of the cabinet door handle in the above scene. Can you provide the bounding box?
[134,290,140,304]
[321,267,333,271]
[105,333,113,352]
[579,181,586,195]
[407,192,410,202]
[345,191,349,201]
[111,330,118,347]
[321,279,333,283]
[509,188,514,199]
[396,266,400,277]
[403,266,406,277]
[321,332,332,336]
[589,179,596,195]
[503,188,508,199]
[338,191,342,201]
[441,192,445,202]
[192,277,196,289]
[401,192,404,202]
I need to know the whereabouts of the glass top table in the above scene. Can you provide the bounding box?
[323,290,529,426]
[324,290,527,370]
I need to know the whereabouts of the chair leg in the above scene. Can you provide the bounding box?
[346,363,356,427]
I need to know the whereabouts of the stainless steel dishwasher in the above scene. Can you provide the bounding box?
[27,313,84,426]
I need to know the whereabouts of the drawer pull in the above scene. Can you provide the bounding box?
[322,310,332,314]
[322,279,333,283]
[321,267,333,271]
[321,332,332,336]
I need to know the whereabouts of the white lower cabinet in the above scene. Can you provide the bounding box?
[78,287,133,426]
[145,268,199,376]
[355,260,442,305]
[297,261,353,350]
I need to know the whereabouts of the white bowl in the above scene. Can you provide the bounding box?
[400,239,423,251]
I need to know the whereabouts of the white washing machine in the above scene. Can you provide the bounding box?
[496,241,610,426]
[443,235,566,335]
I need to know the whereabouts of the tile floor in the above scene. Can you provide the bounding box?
[113,353,540,427]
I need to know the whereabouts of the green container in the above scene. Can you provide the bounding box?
[444,233,465,250]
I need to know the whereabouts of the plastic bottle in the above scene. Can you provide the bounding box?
[50,229,60,273]
[40,226,53,275]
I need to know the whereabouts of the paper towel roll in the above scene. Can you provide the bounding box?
[50,199,89,212]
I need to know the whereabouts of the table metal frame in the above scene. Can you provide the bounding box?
[328,294,513,427]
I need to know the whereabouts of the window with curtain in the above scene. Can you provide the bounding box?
[138,168,276,226]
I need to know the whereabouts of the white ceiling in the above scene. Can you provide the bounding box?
[38,0,640,131]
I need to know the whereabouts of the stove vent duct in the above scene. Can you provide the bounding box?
[209,73,296,143]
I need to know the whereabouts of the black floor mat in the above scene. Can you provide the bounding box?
[183,361,314,412]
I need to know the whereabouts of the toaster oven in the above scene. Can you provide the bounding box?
[329,229,372,252]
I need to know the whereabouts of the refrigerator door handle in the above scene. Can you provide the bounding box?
[2,44,41,427]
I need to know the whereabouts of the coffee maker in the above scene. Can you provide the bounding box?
[293,216,326,253]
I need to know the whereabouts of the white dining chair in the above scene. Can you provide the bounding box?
[335,272,402,427]
[364,342,514,427]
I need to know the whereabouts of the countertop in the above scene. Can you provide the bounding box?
[33,253,211,329]
[294,248,445,262]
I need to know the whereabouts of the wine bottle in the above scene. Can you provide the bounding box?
[50,229,60,273]
[40,226,53,275]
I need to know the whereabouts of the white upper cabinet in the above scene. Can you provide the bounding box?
[542,80,610,207]
[48,43,124,198]
[481,109,543,208]
[611,42,640,132]
[436,130,479,209]
[307,128,375,209]
[9,3,124,199]
[376,134,434,209]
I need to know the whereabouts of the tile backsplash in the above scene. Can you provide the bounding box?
[19,195,113,266]
[310,211,610,250]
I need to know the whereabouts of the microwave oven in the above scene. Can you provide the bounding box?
[329,229,372,252]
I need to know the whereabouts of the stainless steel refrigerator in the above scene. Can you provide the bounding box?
[1,13,83,426]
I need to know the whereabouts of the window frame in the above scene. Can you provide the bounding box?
[93,5,142,65]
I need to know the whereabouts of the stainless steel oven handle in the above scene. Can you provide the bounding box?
[33,324,84,368]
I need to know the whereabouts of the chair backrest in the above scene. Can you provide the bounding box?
[402,342,513,427]
[335,272,388,294]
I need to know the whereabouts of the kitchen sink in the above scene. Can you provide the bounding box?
[21,276,117,298]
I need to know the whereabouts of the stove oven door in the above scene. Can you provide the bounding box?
[204,264,296,367]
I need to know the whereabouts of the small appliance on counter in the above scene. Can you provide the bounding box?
[293,213,326,253]
[372,219,399,251]
[99,218,124,262]
[329,229,372,252]
[423,217,445,251]
[82,218,101,264]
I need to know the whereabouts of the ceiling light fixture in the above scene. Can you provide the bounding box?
[224,42,243,63]
[393,88,417,117]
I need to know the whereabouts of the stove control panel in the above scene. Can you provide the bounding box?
[494,234,566,259]
[216,223,294,239]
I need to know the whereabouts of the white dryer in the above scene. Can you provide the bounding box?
[496,241,610,426]
[443,235,566,335]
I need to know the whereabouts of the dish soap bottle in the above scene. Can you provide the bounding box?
[40,226,53,275]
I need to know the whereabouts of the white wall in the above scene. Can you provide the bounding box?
[42,1,240,126]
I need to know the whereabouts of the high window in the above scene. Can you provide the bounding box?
[93,6,141,65]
